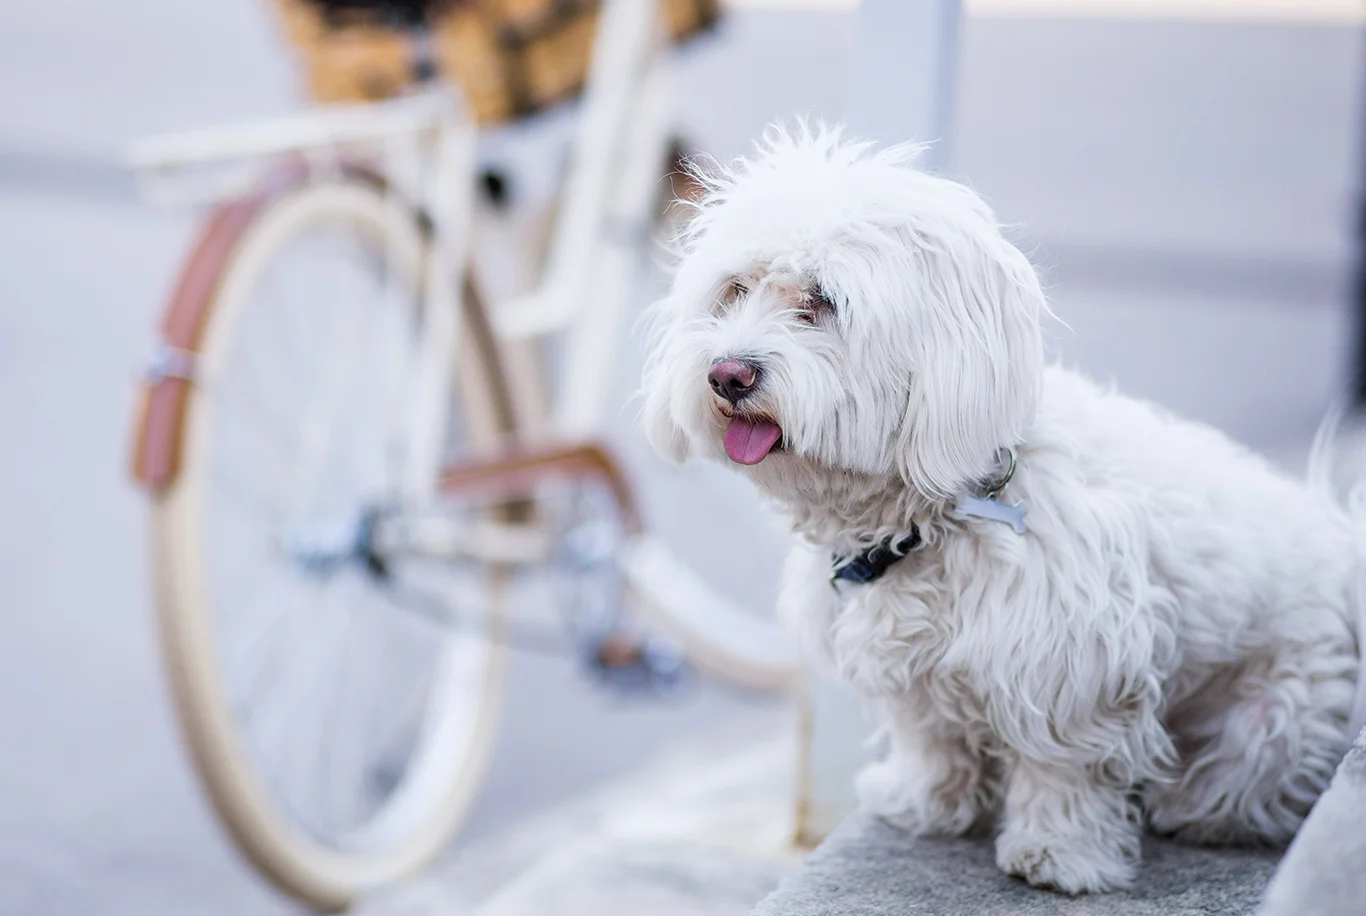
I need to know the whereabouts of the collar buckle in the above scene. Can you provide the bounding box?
[830,530,921,588]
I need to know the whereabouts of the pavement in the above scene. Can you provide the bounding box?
[355,721,804,916]
[1,2,1361,915]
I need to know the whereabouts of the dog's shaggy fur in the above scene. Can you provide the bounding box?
[640,125,1365,894]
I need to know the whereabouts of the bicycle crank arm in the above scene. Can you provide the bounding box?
[384,579,687,691]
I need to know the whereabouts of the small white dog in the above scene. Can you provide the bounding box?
[640,125,1365,894]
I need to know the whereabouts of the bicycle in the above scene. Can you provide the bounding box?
[125,0,800,909]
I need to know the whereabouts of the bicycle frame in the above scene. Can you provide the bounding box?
[131,0,673,437]
[127,0,801,690]
[491,0,676,439]
[135,0,672,483]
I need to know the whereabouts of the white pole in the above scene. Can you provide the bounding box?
[846,0,962,167]
[796,0,964,845]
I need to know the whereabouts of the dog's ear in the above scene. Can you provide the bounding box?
[895,225,1045,498]
[637,294,693,465]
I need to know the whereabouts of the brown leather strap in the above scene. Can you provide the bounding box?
[438,441,642,534]
[129,162,426,491]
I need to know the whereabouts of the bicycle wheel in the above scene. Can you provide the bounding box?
[141,166,512,909]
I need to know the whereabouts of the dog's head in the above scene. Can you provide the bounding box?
[640,125,1046,501]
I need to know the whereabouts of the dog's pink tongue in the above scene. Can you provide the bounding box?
[724,418,782,465]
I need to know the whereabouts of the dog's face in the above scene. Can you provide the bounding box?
[641,127,1047,500]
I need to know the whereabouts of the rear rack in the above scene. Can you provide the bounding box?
[126,89,460,208]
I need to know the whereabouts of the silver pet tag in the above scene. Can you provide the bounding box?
[953,494,1028,535]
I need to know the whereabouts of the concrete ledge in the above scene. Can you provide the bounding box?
[1259,728,1366,916]
[752,815,1281,916]
[757,726,1366,916]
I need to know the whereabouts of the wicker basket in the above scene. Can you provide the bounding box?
[274,0,720,125]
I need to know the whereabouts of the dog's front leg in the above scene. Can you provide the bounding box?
[995,756,1141,894]
[856,701,999,837]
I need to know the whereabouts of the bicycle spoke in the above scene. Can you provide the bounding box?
[254,243,317,407]
[208,444,290,526]
[248,595,342,826]
[229,576,314,731]
[212,385,299,484]
[325,592,381,834]
[294,294,375,498]
[355,583,439,769]
[307,586,359,839]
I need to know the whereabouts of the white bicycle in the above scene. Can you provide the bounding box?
[125,0,799,909]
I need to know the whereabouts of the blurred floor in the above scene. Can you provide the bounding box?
[0,2,1361,915]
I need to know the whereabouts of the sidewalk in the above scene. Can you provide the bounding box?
[356,720,805,916]
[357,697,1358,916]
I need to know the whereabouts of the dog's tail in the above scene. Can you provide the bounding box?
[1307,399,1366,742]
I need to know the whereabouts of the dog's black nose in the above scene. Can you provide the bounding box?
[709,357,760,404]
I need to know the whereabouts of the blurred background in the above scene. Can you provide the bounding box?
[2,0,1363,914]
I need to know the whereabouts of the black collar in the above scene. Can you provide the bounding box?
[831,528,922,586]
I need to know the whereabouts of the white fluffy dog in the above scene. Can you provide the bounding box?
[640,125,1365,894]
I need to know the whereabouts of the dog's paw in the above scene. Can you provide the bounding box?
[1146,771,1304,848]
[995,827,1136,894]
[855,759,977,837]
[1146,799,1278,848]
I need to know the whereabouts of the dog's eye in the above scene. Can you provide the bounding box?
[798,290,835,325]
[715,277,750,311]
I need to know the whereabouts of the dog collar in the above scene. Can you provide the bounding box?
[829,449,1025,588]
[831,529,922,585]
